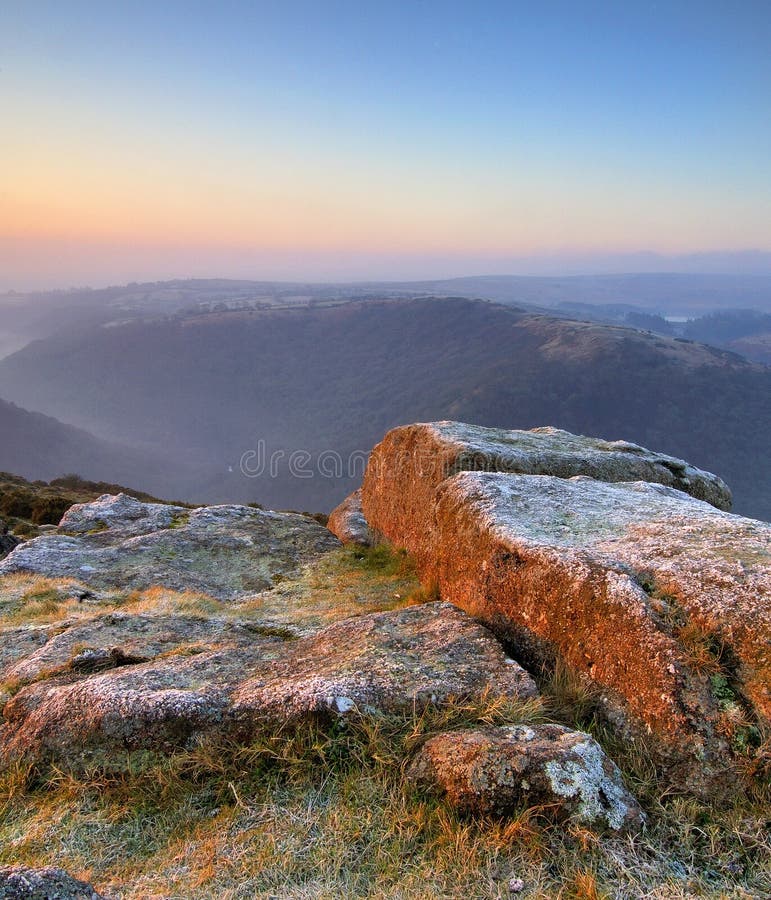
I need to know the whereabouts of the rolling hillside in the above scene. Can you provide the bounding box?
[0,396,191,501]
[0,298,768,518]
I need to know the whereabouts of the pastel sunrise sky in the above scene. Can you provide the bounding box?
[2,0,770,287]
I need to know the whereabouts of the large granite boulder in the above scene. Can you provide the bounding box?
[0,495,340,599]
[362,423,769,797]
[0,866,105,899]
[408,724,644,831]
[0,603,536,770]
[362,422,731,526]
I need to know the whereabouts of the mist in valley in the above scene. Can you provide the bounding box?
[1,279,769,520]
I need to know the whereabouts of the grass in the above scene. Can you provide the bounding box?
[1,554,769,897]
[345,543,416,578]
[0,576,84,625]
[231,544,422,634]
[1,700,769,899]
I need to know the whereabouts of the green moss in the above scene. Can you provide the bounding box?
[86,520,109,534]
[710,676,762,756]
[710,673,736,708]
[244,623,298,641]
[168,512,190,530]
[347,543,415,578]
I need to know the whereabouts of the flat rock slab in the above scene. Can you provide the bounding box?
[0,603,536,770]
[408,724,644,831]
[0,612,266,685]
[0,494,340,599]
[0,866,106,899]
[363,423,731,541]
[362,423,769,797]
[232,602,537,722]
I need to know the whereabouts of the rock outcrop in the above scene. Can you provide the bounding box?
[0,866,105,899]
[327,489,373,545]
[1,612,262,686]
[362,422,732,524]
[0,494,340,599]
[362,422,769,796]
[0,603,536,770]
[408,724,644,830]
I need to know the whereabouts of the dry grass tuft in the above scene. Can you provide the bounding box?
[0,575,83,624]
[1,694,769,899]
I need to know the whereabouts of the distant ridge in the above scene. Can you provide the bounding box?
[0,297,768,519]
[0,396,190,500]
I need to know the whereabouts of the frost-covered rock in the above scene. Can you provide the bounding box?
[0,497,340,599]
[0,866,106,899]
[407,724,644,831]
[327,490,373,545]
[0,612,265,685]
[0,603,536,770]
[362,422,770,797]
[362,421,732,514]
[232,602,537,723]
[59,492,187,536]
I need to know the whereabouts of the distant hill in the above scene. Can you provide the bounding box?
[681,310,771,365]
[397,273,771,315]
[560,307,771,366]
[0,397,190,502]
[3,273,770,362]
[0,298,768,519]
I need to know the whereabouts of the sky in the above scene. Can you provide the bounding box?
[1,0,770,288]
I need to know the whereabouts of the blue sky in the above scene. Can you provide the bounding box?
[1,1,770,286]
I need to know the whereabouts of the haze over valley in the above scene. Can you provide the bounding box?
[1,282,769,520]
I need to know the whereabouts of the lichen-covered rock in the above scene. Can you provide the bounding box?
[0,637,281,767]
[58,493,187,536]
[0,603,536,770]
[362,423,770,797]
[0,497,340,599]
[0,612,268,685]
[362,423,731,553]
[232,602,537,724]
[0,866,106,899]
[407,724,644,831]
[327,490,373,545]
